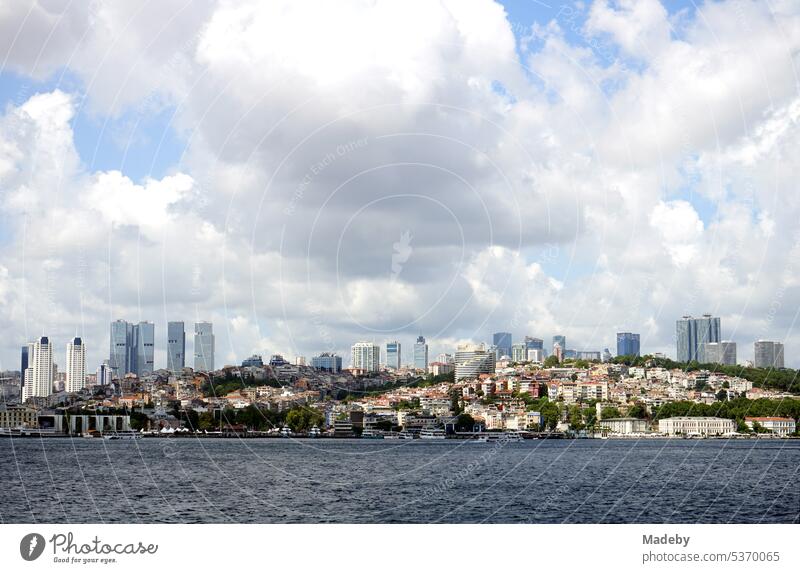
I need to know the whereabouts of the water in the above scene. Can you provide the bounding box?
[1,438,798,523]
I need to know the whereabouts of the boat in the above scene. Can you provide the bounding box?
[280,426,292,437]
[419,428,447,440]
[103,430,141,440]
[308,425,321,438]
[396,431,414,440]
[360,429,384,439]
[473,434,489,443]
[503,431,524,442]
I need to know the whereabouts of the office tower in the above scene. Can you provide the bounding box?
[527,348,545,362]
[23,336,53,399]
[702,341,736,365]
[65,337,86,393]
[20,345,28,397]
[413,336,429,370]
[167,321,186,372]
[552,335,566,353]
[194,322,215,372]
[524,336,544,350]
[454,343,496,381]
[351,342,380,373]
[511,343,527,362]
[602,348,612,362]
[616,332,641,357]
[553,342,564,363]
[754,340,785,369]
[436,353,454,364]
[134,321,155,376]
[311,352,342,373]
[386,341,401,369]
[493,332,512,359]
[96,362,111,386]
[676,314,720,362]
[109,319,133,376]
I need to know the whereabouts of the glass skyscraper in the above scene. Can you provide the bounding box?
[676,315,720,362]
[167,321,186,372]
[616,332,641,357]
[134,321,155,376]
[386,341,401,369]
[552,335,566,352]
[109,319,133,376]
[194,322,215,372]
[413,336,428,370]
[492,332,512,359]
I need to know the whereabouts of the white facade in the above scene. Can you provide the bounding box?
[351,342,380,373]
[454,344,496,381]
[65,337,86,393]
[24,336,53,399]
[658,416,735,436]
[745,417,796,436]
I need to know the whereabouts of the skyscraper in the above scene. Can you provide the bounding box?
[351,342,380,373]
[23,336,53,399]
[20,345,28,397]
[311,352,342,373]
[194,322,215,372]
[386,341,401,369]
[413,336,428,370]
[493,332,512,359]
[96,362,111,386]
[552,335,566,353]
[455,343,496,381]
[754,340,785,369]
[524,336,544,350]
[702,341,736,365]
[616,332,641,357]
[134,321,155,376]
[167,321,186,372]
[109,319,133,376]
[511,343,527,362]
[676,315,720,362]
[65,337,86,393]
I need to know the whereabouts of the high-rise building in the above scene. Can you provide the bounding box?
[109,319,133,376]
[20,345,28,397]
[702,341,736,365]
[616,332,641,357]
[65,337,86,393]
[167,321,186,372]
[311,352,342,373]
[351,342,380,373]
[524,336,544,350]
[194,322,215,372]
[552,335,566,353]
[493,332,512,359]
[413,336,428,370]
[96,362,111,386]
[511,343,527,362]
[134,321,155,376]
[455,343,496,381]
[386,341,401,369]
[527,348,545,363]
[436,353,454,364]
[754,340,785,369]
[23,336,53,399]
[676,315,720,362]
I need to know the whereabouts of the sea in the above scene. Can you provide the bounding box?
[1,438,797,523]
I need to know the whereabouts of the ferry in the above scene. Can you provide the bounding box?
[419,428,447,440]
[397,431,414,440]
[503,431,524,442]
[103,430,141,440]
[308,425,321,438]
[473,434,489,443]
[280,426,292,437]
[360,429,384,439]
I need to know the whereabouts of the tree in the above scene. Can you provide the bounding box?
[601,406,622,419]
[715,389,728,402]
[544,355,560,368]
[198,412,216,431]
[455,413,476,432]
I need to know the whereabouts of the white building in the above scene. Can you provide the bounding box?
[65,337,86,393]
[658,416,735,436]
[351,342,380,373]
[599,418,649,435]
[745,417,796,436]
[454,344,496,381]
[527,348,544,363]
[428,361,454,376]
[23,336,53,399]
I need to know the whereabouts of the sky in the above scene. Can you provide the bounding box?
[0,0,799,370]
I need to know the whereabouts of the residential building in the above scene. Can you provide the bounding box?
[96,362,111,386]
[311,352,342,373]
[23,336,53,399]
[511,343,527,362]
[20,345,28,397]
[702,341,736,365]
[65,337,86,393]
[167,321,186,372]
[616,332,640,357]
[0,406,38,428]
[413,336,428,370]
[454,344,496,381]
[242,355,264,368]
[428,362,454,376]
[386,341,401,369]
[194,322,215,372]
[676,314,720,362]
[351,342,380,373]
[527,348,545,363]
[493,332,512,359]
[744,417,796,436]
[754,340,785,369]
[658,416,735,436]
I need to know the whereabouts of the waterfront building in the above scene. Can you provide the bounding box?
[311,352,342,373]
[386,341,401,369]
[20,346,28,397]
[676,314,720,362]
[413,336,428,370]
[492,332,512,359]
[167,321,186,372]
[454,344,496,381]
[65,337,86,393]
[0,406,38,428]
[744,417,796,436]
[616,332,640,357]
[658,416,735,436]
[23,336,53,399]
[753,340,785,369]
[351,342,380,373]
[702,341,736,365]
[194,321,215,372]
[598,418,649,435]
